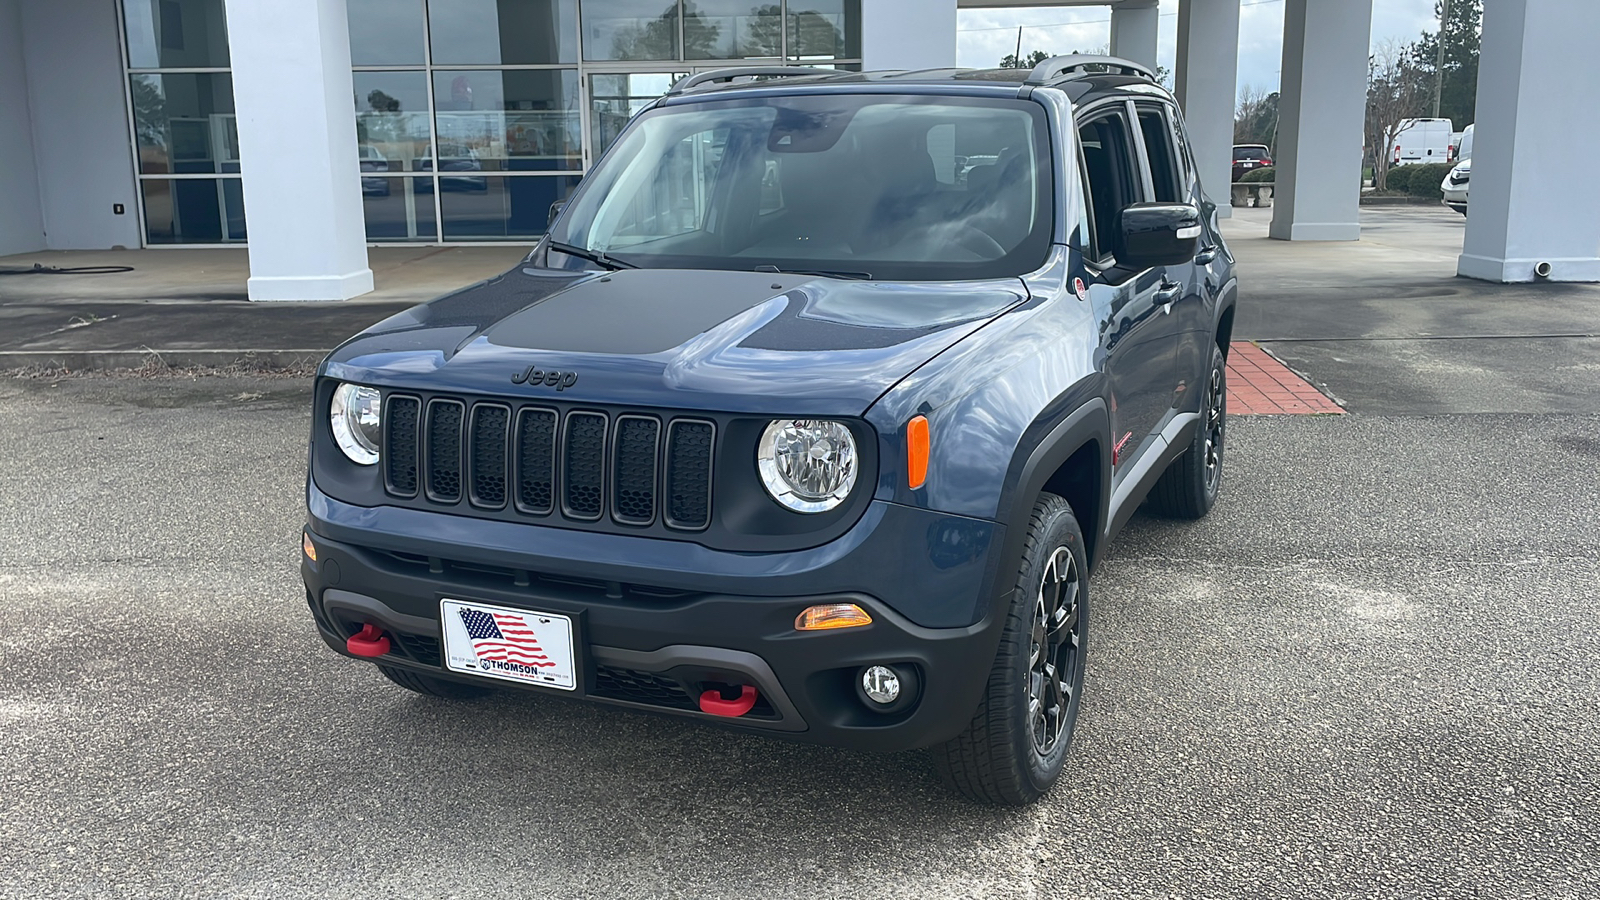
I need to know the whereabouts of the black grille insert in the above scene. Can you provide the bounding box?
[425,399,464,503]
[469,404,510,509]
[562,412,606,520]
[592,666,698,711]
[665,420,714,530]
[384,395,420,497]
[612,416,660,525]
[515,407,557,514]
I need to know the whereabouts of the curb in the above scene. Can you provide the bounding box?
[0,348,328,372]
[1358,195,1442,206]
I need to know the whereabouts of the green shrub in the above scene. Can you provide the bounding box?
[1239,165,1274,183]
[1383,166,1414,193]
[1401,162,1452,200]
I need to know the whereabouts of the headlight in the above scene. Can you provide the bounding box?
[757,419,858,513]
[330,383,382,465]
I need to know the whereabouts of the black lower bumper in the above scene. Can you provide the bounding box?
[302,531,1004,752]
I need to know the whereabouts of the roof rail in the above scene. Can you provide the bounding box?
[667,66,825,95]
[1024,54,1155,86]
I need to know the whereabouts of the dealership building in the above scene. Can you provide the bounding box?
[0,0,1595,300]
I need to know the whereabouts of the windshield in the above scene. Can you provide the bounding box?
[545,93,1053,281]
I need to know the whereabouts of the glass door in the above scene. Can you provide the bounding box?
[586,70,688,163]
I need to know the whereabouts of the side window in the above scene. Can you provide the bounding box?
[1076,110,1141,263]
[1136,104,1182,203]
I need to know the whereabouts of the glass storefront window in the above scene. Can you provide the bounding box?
[140,178,245,243]
[684,1,782,59]
[362,177,440,240]
[428,0,578,65]
[354,72,433,171]
[122,0,230,69]
[787,0,859,60]
[440,175,581,239]
[348,0,427,66]
[588,72,685,157]
[432,70,582,171]
[129,73,238,175]
[582,0,680,61]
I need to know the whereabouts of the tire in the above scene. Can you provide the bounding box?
[378,664,494,699]
[1148,342,1226,519]
[934,493,1089,805]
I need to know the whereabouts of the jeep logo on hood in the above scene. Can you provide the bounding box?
[512,366,579,391]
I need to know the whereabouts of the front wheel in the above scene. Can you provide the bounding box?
[1148,342,1226,519]
[934,493,1089,805]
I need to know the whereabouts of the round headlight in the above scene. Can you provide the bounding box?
[757,419,858,513]
[330,383,382,466]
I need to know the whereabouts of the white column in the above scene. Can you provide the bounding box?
[1458,0,1600,282]
[1174,0,1240,218]
[861,0,956,71]
[1109,0,1159,71]
[1268,0,1372,241]
[224,0,372,301]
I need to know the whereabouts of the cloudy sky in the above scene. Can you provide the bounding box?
[956,1,1440,98]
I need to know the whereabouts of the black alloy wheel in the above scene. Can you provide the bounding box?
[1148,342,1227,519]
[1028,545,1084,755]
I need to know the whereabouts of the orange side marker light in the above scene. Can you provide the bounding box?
[907,415,930,490]
[795,603,874,631]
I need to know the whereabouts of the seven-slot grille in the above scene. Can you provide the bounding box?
[384,394,713,532]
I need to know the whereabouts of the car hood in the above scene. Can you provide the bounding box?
[323,265,1029,415]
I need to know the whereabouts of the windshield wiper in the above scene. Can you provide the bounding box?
[545,240,637,271]
[753,264,872,281]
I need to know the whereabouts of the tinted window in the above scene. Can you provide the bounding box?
[1137,106,1181,203]
[1234,146,1269,160]
[1077,110,1140,262]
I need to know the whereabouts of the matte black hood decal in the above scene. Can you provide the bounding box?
[325,266,1028,416]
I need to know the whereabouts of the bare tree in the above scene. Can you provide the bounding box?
[1235,84,1278,148]
[1365,39,1428,191]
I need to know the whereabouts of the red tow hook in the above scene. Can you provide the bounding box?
[698,684,758,718]
[346,623,391,658]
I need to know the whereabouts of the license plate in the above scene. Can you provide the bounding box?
[440,599,577,691]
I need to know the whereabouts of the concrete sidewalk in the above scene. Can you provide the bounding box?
[0,246,525,369]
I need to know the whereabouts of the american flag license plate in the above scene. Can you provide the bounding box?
[440,599,577,691]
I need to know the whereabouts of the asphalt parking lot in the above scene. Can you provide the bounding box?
[3,206,1599,898]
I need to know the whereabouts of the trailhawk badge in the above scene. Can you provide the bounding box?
[512,365,579,390]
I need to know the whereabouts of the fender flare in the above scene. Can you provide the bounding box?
[990,397,1112,590]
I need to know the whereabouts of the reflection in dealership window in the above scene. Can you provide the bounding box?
[433,70,583,171]
[582,0,680,60]
[683,1,782,59]
[787,0,858,59]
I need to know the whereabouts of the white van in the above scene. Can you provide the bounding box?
[1391,118,1454,166]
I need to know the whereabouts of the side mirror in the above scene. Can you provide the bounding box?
[1115,202,1202,268]
[547,200,568,228]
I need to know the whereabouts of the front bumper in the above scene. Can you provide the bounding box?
[302,480,1009,752]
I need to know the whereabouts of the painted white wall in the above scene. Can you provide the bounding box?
[1109,0,1159,70]
[224,0,371,300]
[19,0,142,249]
[1174,0,1239,218]
[1269,0,1371,241]
[0,0,45,256]
[1459,0,1600,283]
[863,0,957,70]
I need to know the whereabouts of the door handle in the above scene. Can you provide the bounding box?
[1154,280,1182,310]
[1195,246,1218,265]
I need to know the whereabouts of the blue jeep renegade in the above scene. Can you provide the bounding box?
[302,56,1238,805]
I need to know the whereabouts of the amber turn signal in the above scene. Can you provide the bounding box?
[795,603,873,631]
[302,531,317,562]
[907,415,930,490]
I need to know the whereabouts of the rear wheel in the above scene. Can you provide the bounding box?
[378,664,494,699]
[935,493,1088,805]
[1148,342,1226,519]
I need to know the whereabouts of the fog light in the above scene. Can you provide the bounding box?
[302,532,317,562]
[795,603,872,631]
[861,665,901,705]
